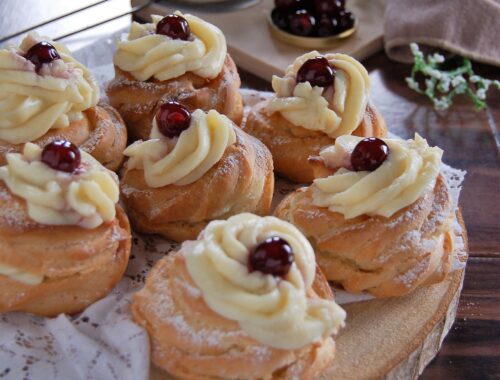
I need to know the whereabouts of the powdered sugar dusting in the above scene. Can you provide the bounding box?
[146,267,245,348]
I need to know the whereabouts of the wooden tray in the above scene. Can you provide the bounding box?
[133,0,385,81]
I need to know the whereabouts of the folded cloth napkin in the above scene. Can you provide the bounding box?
[384,0,500,66]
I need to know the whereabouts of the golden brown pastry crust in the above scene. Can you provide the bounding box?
[120,127,274,243]
[107,55,244,141]
[275,175,454,298]
[132,249,336,380]
[244,100,387,183]
[0,103,127,172]
[0,182,131,317]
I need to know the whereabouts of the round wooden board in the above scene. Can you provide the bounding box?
[324,270,464,380]
[150,214,468,380]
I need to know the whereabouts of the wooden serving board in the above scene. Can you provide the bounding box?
[133,0,385,81]
[148,216,467,380]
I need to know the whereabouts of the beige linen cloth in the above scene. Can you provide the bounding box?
[384,0,500,66]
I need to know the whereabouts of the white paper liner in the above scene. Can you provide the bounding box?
[0,48,467,379]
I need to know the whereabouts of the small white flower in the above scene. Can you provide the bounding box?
[410,43,420,55]
[405,77,421,91]
[469,75,480,83]
[476,89,486,100]
[434,98,451,110]
[438,78,450,93]
[423,67,443,79]
[451,75,466,87]
[431,53,445,63]
[425,78,435,89]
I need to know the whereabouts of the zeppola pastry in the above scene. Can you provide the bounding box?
[244,51,387,183]
[275,134,454,297]
[132,213,346,380]
[107,12,243,141]
[0,34,127,171]
[0,141,131,316]
[120,102,274,242]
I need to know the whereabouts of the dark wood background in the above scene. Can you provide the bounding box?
[1,1,499,379]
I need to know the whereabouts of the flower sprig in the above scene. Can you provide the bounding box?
[405,43,500,111]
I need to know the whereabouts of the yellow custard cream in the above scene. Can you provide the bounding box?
[184,213,346,350]
[114,13,226,81]
[312,134,443,218]
[124,109,236,187]
[0,34,99,144]
[0,143,119,228]
[267,51,370,138]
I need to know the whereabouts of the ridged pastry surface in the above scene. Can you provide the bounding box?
[0,189,131,316]
[275,175,454,297]
[107,55,243,141]
[244,100,386,183]
[121,127,274,242]
[132,234,340,380]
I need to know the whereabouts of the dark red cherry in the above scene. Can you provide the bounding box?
[297,57,335,88]
[271,8,290,31]
[156,101,191,138]
[248,237,294,278]
[316,14,341,37]
[24,42,61,73]
[41,140,81,173]
[338,10,355,31]
[156,14,190,40]
[289,10,316,36]
[313,0,344,14]
[351,138,389,172]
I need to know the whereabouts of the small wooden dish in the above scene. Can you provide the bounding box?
[267,14,357,49]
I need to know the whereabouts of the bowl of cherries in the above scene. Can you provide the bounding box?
[269,0,357,48]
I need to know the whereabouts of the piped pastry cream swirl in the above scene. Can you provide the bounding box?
[267,51,370,138]
[114,13,226,82]
[0,143,119,228]
[0,34,99,144]
[184,213,346,350]
[124,109,236,187]
[312,134,443,218]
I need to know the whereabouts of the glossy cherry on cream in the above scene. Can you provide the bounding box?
[296,56,335,88]
[248,236,295,278]
[156,102,192,138]
[156,14,190,40]
[24,42,61,73]
[351,138,389,172]
[41,140,81,173]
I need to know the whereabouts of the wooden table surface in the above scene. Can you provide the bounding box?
[1,1,499,379]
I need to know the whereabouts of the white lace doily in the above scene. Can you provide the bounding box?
[0,40,467,380]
